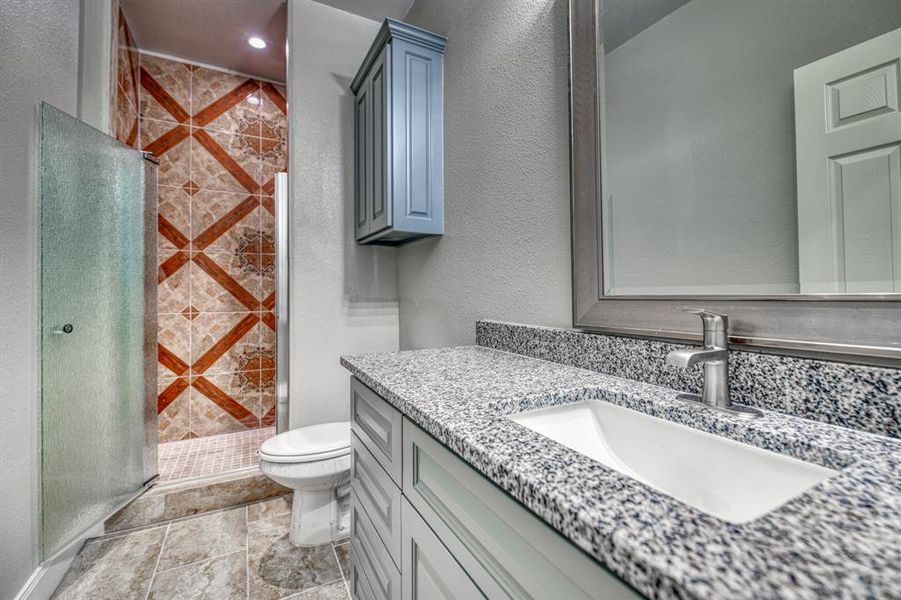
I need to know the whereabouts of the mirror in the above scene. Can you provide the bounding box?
[598,0,901,296]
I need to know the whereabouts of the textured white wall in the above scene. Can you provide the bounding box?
[287,1,399,427]
[397,0,573,350]
[0,1,81,597]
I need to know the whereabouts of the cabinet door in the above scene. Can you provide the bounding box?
[369,46,391,235]
[389,38,444,236]
[354,79,372,240]
[402,499,486,600]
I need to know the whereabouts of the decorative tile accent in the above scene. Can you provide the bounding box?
[475,320,901,438]
[158,377,191,443]
[140,54,192,123]
[157,185,192,251]
[340,345,901,599]
[140,51,286,439]
[109,7,139,149]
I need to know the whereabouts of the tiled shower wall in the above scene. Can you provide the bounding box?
[110,5,139,148]
[136,53,287,442]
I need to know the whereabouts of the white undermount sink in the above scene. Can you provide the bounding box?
[509,400,839,523]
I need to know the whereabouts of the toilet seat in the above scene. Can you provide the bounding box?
[259,421,351,464]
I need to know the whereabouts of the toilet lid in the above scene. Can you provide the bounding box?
[259,421,351,463]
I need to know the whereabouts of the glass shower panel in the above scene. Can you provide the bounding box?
[40,103,150,558]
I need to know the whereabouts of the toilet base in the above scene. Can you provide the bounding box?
[289,482,350,546]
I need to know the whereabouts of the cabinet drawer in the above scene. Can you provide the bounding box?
[402,419,641,600]
[351,377,403,485]
[350,558,377,600]
[351,432,402,567]
[350,489,401,600]
[402,498,486,600]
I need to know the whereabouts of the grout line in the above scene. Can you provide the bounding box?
[154,548,246,575]
[245,504,251,600]
[143,522,171,600]
[331,543,347,591]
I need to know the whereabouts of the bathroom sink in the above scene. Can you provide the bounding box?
[509,400,839,523]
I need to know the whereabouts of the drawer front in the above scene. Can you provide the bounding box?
[351,432,402,567]
[350,558,377,600]
[403,419,641,600]
[402,498,486,600]
[351,377,403,485]
[350,489,401,600]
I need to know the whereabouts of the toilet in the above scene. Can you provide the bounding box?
[258,421,351,546]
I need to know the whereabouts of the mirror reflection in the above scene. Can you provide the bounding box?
[599,0,901,295]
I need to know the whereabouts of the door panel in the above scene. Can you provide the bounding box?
[795,27,901,292]
[355,84,371,239]
[39,103,152,557]
[369,48,391,235]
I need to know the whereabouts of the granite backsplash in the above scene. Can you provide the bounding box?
[475,320,901,438]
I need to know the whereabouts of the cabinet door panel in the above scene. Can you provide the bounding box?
[354,82,371,240]
[402,498,486,600]
[351,489,401,600]
[351,433,402,568]
[403,419,641,599]
[370,46,391,235]
[350,377,403,485]
[389,39,444,236]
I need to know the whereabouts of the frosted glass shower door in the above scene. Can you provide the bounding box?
[40,104,156,558]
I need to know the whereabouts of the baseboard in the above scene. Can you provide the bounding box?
[12,522,103,600]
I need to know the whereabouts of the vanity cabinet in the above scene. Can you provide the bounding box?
[351,19,446,246]
[347,377,641,600]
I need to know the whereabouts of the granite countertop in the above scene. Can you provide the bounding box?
[341,345,901,599]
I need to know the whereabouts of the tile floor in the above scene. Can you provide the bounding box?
[53,495,349,600]
[159,427,276,481]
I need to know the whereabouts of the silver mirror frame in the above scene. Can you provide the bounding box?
[568,0,901,367]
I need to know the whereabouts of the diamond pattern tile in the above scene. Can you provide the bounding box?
[142,51,286,439]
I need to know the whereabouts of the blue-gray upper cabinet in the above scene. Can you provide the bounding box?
[352,19,446,245]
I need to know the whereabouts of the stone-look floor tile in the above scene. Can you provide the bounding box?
[157,508,246,571]
[148,551,247,600]
[164,474,288,521]
[248,514,342,599]
[52,526,166,599]
[247,494,292,522]
[332,543,349,579]
[284,581,350,600]
[105,493,166,532]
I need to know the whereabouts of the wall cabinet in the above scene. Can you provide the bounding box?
[351,19,446,245]
[347,377,642,600]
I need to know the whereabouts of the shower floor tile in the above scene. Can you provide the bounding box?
[158,427,276,481]
[53,497,350,600]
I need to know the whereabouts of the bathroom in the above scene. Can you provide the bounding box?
[1,0,900,598]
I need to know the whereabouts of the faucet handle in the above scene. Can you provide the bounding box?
[686,309,728,334]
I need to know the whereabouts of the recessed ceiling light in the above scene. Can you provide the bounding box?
[248,37,266,49]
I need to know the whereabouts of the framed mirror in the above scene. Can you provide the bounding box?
[569,0,901,366]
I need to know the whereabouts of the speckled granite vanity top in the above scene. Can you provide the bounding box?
[341,346,901,599]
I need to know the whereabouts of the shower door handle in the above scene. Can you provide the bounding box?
[54,324,74,334]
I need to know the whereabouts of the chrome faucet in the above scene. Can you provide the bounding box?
[666,310,761,418]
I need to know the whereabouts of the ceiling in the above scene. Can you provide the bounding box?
[314,0,414,22]
[120,0,287,81]
[120,0,414,83]
[601,0,691,53]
